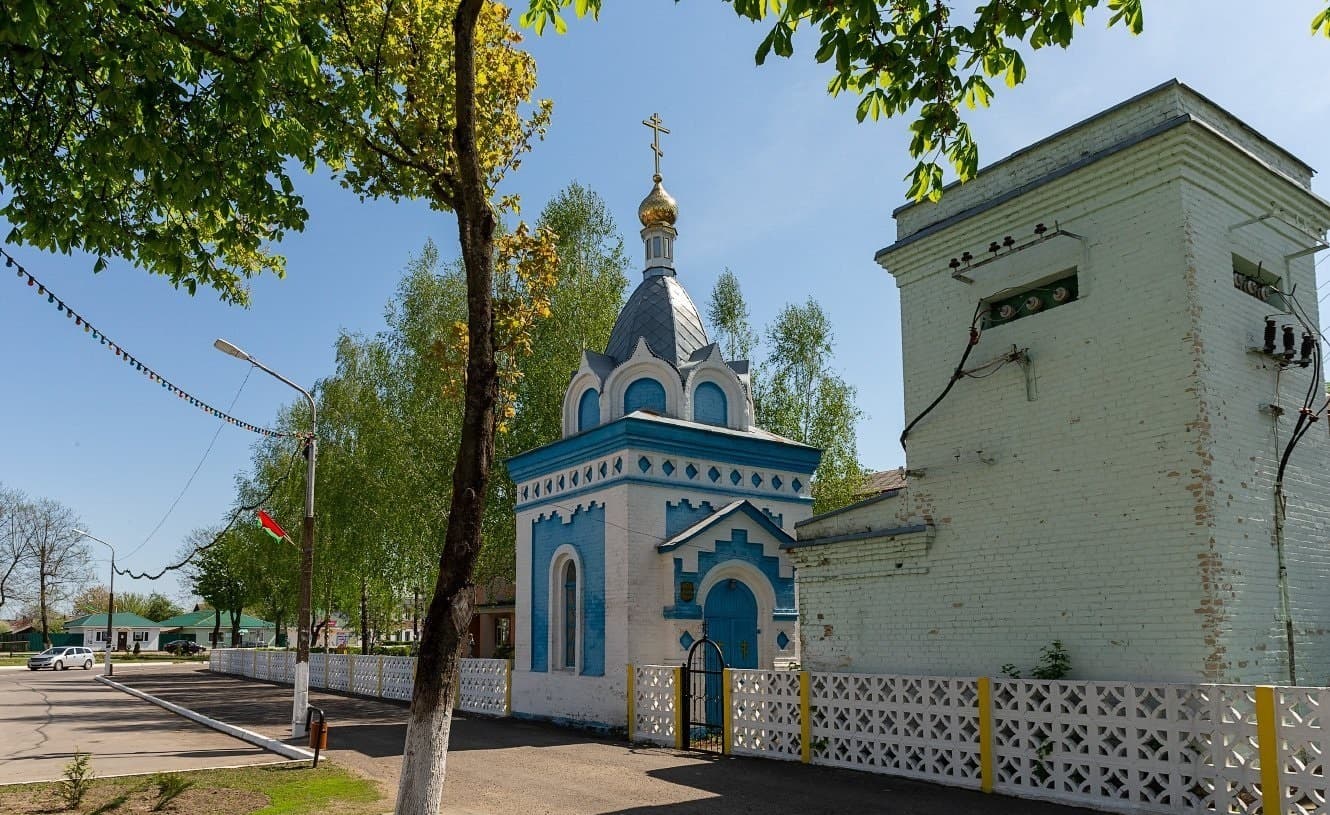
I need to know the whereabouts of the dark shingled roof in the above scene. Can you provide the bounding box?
[604,273,709,369]
[861,467,907,496]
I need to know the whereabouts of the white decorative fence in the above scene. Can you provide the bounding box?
[209,649,510,716]
[626,665,1330,815]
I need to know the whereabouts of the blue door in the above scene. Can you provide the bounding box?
[704,579,759,669]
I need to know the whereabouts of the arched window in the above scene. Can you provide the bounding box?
[624,377,667,414]
[577,388,600,432]
[693,381,728,426]
[561,560,577,670]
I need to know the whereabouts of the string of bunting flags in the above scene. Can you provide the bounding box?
[2,246,294,439]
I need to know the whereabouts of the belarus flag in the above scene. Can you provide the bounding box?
[257,509,288,541]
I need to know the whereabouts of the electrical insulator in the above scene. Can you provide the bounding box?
[998,304,1018,320]
[1283,325,1296,360]
[1301,332,1315,367]
[1245,278,1261,297]
[1024,296,1044,313]
[1052,286,1072,303]
[1258,285,1274,302]
[1264,319,1278,354]
[1234,272,1245,289]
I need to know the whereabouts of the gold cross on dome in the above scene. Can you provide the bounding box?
[642,113,670,179]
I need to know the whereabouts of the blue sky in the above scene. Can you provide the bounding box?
[3,1,1328,605]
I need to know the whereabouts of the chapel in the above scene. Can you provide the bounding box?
[507,118,821,726]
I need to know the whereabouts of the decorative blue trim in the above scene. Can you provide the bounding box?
[577,388,600,432]
[514,475,814,512]
[666,498,718,538]
[624,377,666,414]
[782,523,930,550]
[530,503,606,676]
[666,528,797,620]
[658,500,796,552]
[693,381,727,426]
[506,414,821,483]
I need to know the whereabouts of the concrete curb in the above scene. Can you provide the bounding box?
[96,674,316,762]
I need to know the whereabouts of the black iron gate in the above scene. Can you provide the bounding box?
[682,635,726,753]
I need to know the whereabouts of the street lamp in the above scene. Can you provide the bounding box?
[71,529,115,676]
[214,338,317,738]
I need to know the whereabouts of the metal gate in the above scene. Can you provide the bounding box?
[682,635,726,753]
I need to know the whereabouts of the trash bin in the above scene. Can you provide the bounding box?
[308,719,329,750]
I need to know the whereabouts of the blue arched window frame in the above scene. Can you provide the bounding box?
[624,377,667,415]
[562,560,577,670]
[693,381,728,426]
[577,388,600,432]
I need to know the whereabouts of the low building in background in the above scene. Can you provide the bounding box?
[65,612,162,651]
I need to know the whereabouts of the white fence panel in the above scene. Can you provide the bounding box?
[351,655,381,696]
[991,680,1263,814]
[1278,686,1330,815]
[326,654,349,693]
[810,673,982,789]
[633,665,677,746]
[458,658,509,715]
[731,669,801,761]
[381,656,415,701]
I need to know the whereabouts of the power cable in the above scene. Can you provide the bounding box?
[899,302,986,450]
[120,367,255,563]
[115,443,304,580]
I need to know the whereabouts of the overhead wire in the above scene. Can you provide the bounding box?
[899,302,986,450]
[116,442,304,580]
[120,367,255,563]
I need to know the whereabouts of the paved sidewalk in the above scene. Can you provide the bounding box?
[112,665,1095,815]
[0,667,281,784]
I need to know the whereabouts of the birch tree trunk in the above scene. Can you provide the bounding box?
[394,1,495,811]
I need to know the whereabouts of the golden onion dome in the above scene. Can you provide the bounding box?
[637,174,678,228]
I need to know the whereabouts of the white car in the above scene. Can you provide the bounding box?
[27,646,96,671]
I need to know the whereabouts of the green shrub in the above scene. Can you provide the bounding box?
[57,750,94,809]
[150,772,193,811]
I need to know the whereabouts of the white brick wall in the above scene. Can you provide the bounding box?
[796,84,1330,685]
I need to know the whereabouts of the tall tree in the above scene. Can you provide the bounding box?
[187,529,254,646]
[0,1,326,303]
[707,269,757,362]
[13,498,91,647]
[757,300,866,512]
[0,485,33,615]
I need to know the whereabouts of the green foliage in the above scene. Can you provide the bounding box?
[1002,640,1072,680]
[1031,640,1072,680]
[707,269,757,362]
[149,773,193,811]
[58,750,94,809]
[704,279,866,514]
[522,1,1328,202]
[0,0,326,304]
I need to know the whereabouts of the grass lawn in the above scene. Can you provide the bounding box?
[0,764,385,815]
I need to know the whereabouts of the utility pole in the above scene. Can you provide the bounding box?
[215,338,316,738]
[71,529,115,676]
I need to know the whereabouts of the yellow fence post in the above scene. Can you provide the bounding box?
[722,668,734,755]
[626,664,636,741]
[673,666,685,750]
[1256,685,1281,814]
[376,655,385,698]
[252,648,258,676]
[505,659,513,715]
[799,671,812,764]
[978,677,994,794]
[348,653,356,693]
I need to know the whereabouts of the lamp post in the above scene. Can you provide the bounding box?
[71,529,115,676]
[214,338,316,738]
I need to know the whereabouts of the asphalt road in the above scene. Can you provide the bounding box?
[117,665,1098,815]
[0,665,287,784]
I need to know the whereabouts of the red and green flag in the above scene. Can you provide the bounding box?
[257,509,287,541]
